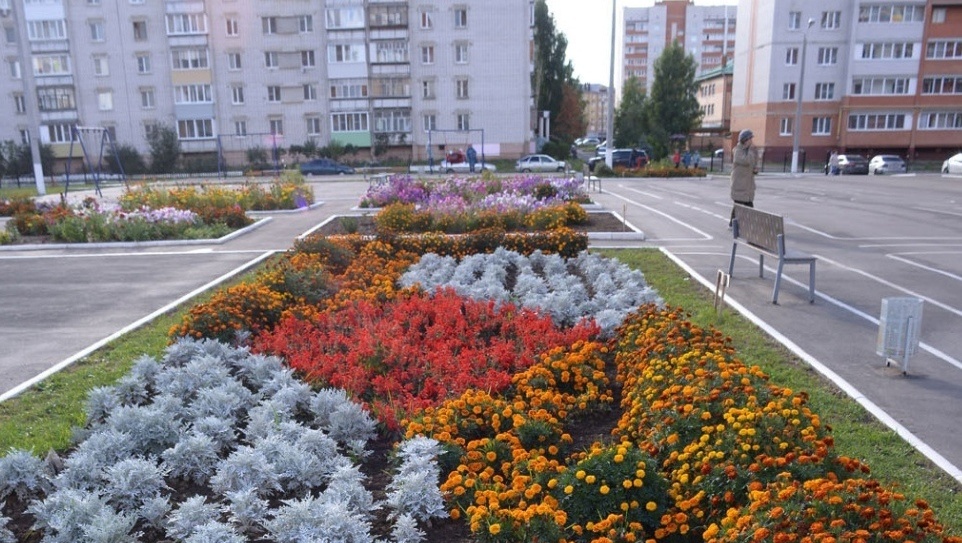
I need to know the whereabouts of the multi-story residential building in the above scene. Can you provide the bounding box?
[693,62,733,151]
[621,0,737,90]
[1,0,534,170]
[732,0,962,163]
[580,83,608,138]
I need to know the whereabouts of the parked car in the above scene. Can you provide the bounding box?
[869,155,907,175]
[837,154,869,175]
[577,136,602,147]
[515,154,567,173]
[439,160,497,174]
[588,149,649,172]
[698,148,725,168]
[300,158,355,176]
[942,152,962,174]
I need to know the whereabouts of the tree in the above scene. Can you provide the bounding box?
[105,144,147,175]
[644,41,702,159]
[533,0,578,142]
[554,83,587,143]
[613,77,648,149]
[147,125,181,174]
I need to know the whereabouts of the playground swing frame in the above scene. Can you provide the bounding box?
[64,125,128,197]
[425,129,486,173]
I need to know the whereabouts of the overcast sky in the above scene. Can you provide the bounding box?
[546,0,739,85]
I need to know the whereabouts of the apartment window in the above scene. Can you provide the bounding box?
[38,87,75,111]
[140,88,154,108]
[177,119,214,139]
[455,43,469,64]
[97,90,113,111]
[419,9,434,29]
[922,76,962,95]
[92,56,108,76]
[130,0,144,4]
[19,129,30,145]
[234,120,247,136]
[144,123,158,140]
[34,55,71,76]
[136,53,150,73]
[89,20,105,41]
[457,113,470,131]
[926,41,962,60]
[779,117,793,136]
[264,51,278,68]
[262,17,277,35]
[300,15,314,33]
[27,20,66,41]
[87,0,100,4]
[5,26,15,44]
[46,123,75,143]
[9,59,21,79]
[326,7,364,29]
[330,81,368,99]
[370,5,407,27]
[174,84,213,104]
[269,119,283,136]
[373,109,411,133]
[331,112,369,132]
[167,13,207,35]
[932,8,946,23]
[454,7,468,28]
[421,45,435,64]
[785,48,798,65]
[423,114,437,132]
[811,117,832,135]
[329,44,363,63]
[231,85,244,104]
[14,93,25,114]
[858,5,924,23]
[228,52,242,70]
[847,113,906,130]
[861,42,915,60]
[821,11,841,29]
[788,11,801,30]
[918,112,962,129]
[303,84,317,101]
[132,20,147,41]
[817,47,837,65]
[171,48,209,70]
[226,17,239,37]
[814,82,835,100]
[374,78,410,98]
[782,83,796,100]
[306,116,322,136]
[267,85,282,103]
[456,78,469,99]
[421,79,435,99]
[374,41,408,63]
[852,77,910,95]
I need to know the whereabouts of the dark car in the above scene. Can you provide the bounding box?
[299,158,355,176]
[588,149,649,172]
[837,154,869,175]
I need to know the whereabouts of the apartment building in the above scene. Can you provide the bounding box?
[693,62,733,150]
[732,0,962,162]
[0,0,534,169]
[622,0,737,90]
[580,83,608,138]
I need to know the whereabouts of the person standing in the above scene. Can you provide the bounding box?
[673,149,681,168]
[466,144,478,172]
[828,150,839,175]
[730,129,759,226]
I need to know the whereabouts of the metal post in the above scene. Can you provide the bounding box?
[791,18,814,175]
[605,0,616,169]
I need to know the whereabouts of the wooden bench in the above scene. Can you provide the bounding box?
[728,205,816,304]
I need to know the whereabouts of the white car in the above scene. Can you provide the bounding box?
[868,155,907,175]
[515,154,567,173]
[438,160,496,174]
[942,152,962,175]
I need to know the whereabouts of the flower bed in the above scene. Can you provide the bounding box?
[359,174,587,211]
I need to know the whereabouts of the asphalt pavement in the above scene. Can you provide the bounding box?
[2,172,961,487]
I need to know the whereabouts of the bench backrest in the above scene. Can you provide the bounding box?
[733,205,784,254]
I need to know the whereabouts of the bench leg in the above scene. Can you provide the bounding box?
[772,259,785,304]
[758,254,765,278]
[808,260,816,303]
[728,243,737,276]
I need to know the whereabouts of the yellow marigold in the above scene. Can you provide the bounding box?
[586,474,597,484]
[600,485,610,495]
[646,501,658,512]
[489,523,501,535]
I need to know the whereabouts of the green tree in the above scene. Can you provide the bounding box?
[147,125,181,174]
[614,77,648,149]
[644,41,702,159]
[105,144,147,176]
[533,0,578,142]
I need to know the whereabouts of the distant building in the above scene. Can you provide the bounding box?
[732,0,962,164]
[693,62,733,152]
[0,0,535,170]
[581,83,609,138]
[622,0,737,90]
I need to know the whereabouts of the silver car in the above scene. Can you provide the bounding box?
[868,155,906,175]
[515,154,567,173]
[942,152,962,175]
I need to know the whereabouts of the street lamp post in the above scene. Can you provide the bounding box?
[791,18,815,175]
[605,0,615,169]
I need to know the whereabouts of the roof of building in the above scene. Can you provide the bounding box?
[695,63,734,82]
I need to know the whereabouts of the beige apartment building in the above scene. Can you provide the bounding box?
[580,83,608,139]
[622,0,737,90]
[0,0,535,169]
[732,0,962,164]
